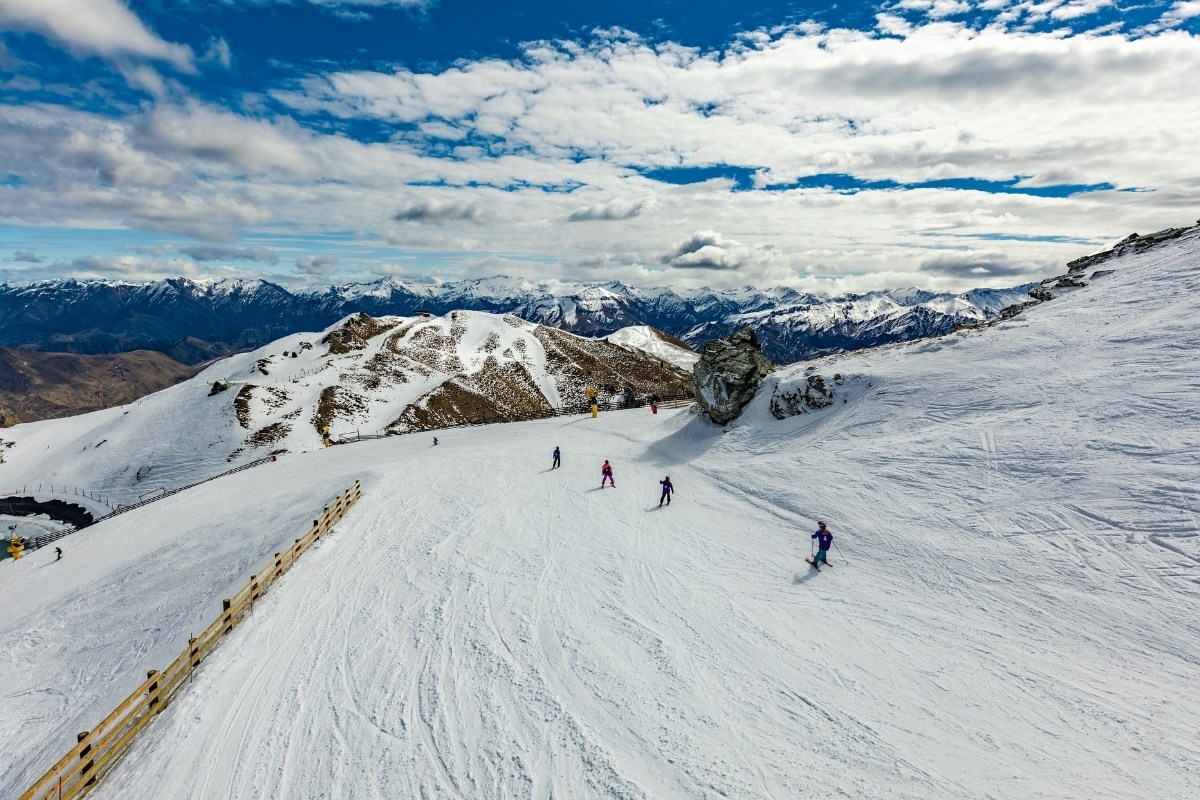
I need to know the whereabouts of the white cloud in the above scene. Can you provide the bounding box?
[0,0,194,71]
[295,254,341,275]
[1162,1,1200,26]
[180,244,279,264]
[2,23,1199,292]
[567,198,648,222]
[1049,0,1114,21]
[392,198,490,224]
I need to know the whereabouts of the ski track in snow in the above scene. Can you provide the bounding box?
[5,231,1200,799]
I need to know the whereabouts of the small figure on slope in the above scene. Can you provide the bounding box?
[552,446,561,469]
[433,436,438,446]
[658,476,673,507]
[808,520,833,570]
[55,546,62,561]
[601,459,615,488]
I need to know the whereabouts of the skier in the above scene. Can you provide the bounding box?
[601,459,615,488]
[433,436,438,446]
[809,521,833,570]
[658,476,673,507]
[55,546,62,561]
[552,446,561,469]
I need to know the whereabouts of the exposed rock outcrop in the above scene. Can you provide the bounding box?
[692,328,774,425]
[770,372,838,419]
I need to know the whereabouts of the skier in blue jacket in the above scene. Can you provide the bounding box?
[552,446,561,469]
[810,521,833,570]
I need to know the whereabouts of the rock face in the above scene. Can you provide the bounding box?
[692,328,775,425]
[770,372,839,419]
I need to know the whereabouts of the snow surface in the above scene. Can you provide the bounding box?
[2,232,1200,798]
[605,326,700,371]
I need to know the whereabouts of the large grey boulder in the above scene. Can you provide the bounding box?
[692,327,775,425]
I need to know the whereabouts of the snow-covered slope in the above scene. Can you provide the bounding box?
[605,325,699,371]
[2,228,1199,798]
[0,311,691,508]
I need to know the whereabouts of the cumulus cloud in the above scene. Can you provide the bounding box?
[1160,1,1200,28]
[180,244,278,264]
[660,230,778,271]
[133,102,317,176]
[0,0,194,71]
[295,254,341,275]
[567,199,647,222]
[918,251,1034,279]
[392,198,489,224]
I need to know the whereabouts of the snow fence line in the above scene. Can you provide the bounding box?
[18,480,364,800]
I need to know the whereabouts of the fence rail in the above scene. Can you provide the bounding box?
[8,457,277,553]
[333,390,696,444]
[18,480,364,800]
[0,486,112,509]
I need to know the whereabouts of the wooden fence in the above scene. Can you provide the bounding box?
[19,480,364,800]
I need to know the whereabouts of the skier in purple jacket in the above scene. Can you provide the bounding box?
[810,521,833,570]
[658,476,673,507]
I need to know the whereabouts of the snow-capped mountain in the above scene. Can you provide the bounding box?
[0,310,693,504]
[0,274,1031,366]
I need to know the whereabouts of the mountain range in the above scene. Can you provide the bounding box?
[0,276,1032,366]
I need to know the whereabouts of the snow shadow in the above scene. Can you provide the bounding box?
[641,412,722,466]
[792,569,820,585]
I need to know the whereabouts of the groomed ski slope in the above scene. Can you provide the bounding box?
[5,231,1200,799]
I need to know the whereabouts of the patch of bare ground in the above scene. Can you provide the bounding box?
[349,323,420,391]
[312,384,370,435]
[534,327,693,404]
[233,385,255,428]
[388,358,552,432]
[246,421,290,448]
[402,323,464,374]
[0,345,199,426]
[0,438,13,464]
[322,312,401,355]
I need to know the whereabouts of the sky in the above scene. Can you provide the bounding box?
[0,0,1197,294]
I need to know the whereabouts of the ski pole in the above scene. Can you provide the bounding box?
[834,539,846,565]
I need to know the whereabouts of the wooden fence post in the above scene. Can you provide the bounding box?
[188,636,199,681]
[147,669,161,714]
[222,599,233,635]
[250,575,258,612]
[77,731,95,787]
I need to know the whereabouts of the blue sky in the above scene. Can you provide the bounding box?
[0,0,1197,293]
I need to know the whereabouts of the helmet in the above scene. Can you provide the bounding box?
[818,520,826,527]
